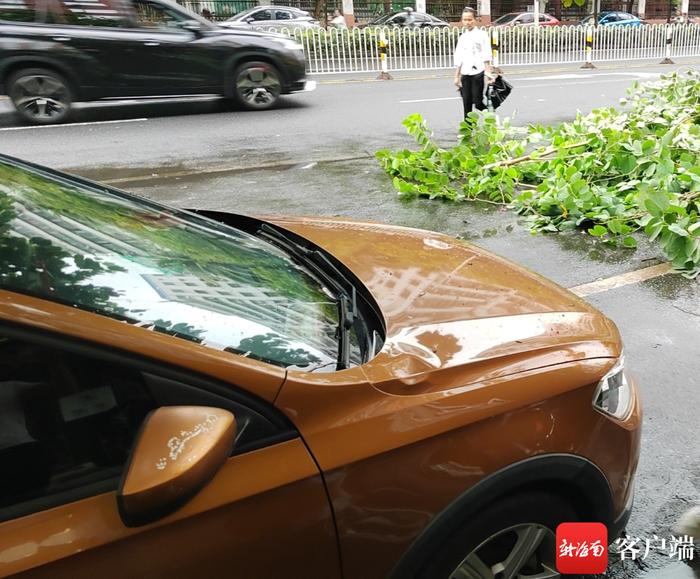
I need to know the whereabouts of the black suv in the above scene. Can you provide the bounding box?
[0,0,312,124]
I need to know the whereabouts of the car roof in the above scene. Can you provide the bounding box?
[250,5,307,11]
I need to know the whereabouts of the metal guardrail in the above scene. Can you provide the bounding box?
[249,23,700,73]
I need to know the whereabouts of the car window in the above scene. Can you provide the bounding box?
[414,13,428,22]
[275,9,291,20]
[0,333,294,521]
[0,159,349,371]
[519,13,534,23]
[539,14,548,21]
[48,0,130,27]
[370,12,392,24]
[249,9,271,21]
[132,0,185,29]
[392,14,406,23]
[0,336,156,521]
[0,0,37,22]
[494,13,518,24]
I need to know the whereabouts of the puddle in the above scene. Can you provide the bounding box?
[636,560,700,578]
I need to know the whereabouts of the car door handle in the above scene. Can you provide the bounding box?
[53,36,71,42]
[144,40,160,46]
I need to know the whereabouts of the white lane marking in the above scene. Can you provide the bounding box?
[399,72,661,103]
[522,72,660,81]
[400,79,641,103]
[569,263,675,297]
[0,118,148,131]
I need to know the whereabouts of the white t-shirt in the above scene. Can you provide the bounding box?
[331,15,347,29]
[453,27,491,76]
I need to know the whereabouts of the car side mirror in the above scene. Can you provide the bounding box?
[179,19,203,34]
[117,406,236,527]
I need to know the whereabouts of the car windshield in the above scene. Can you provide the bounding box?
[494,13,519,24]
[0,159,349,370]
[226,7,260,21]
[370,12,395,24]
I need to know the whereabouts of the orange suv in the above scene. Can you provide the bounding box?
[0,154,640,579]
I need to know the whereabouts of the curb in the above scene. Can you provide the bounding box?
[315,58,700,85]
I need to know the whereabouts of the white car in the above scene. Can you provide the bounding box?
[220,5,321,29]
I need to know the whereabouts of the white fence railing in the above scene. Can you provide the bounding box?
[251,24,700,74]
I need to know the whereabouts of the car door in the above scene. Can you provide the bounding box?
[123,0,221,94]
[0,0,128,95]
[0,326,341,579]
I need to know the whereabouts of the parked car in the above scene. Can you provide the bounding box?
[492,11,560,26]
[220,5,320,30]
[0,0,313,124]
[363,11,450,28]
[580,11,645,25]
[0,153,641,578]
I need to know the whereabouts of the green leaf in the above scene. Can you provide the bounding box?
[589,225,608,237]
[668,223,689,237]
[623,236,638,248]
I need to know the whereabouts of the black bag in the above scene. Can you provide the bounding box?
[486,75,513,110]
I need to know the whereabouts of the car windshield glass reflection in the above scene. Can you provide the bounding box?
[0,160,351,370]
[370,13,394,24]
[494,13,519,24]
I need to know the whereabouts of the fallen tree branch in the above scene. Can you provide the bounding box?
[483,141,591,171]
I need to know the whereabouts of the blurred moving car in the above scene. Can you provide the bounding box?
[0,153,641,579]
[0,0,313,124]
[581,11,645,25]
[364,11,450,28]
[492,11,560,26]
[220,5,320,29]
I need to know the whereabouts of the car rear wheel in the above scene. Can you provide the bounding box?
[419,491,580,579]
[8,68,72,125]
[232,61,282,111]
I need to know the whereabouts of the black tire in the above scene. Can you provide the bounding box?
[231,61,282,111]
[8,68,72,125]
[418,491,580,579]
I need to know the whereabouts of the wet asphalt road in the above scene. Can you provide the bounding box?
[1,59,699,578]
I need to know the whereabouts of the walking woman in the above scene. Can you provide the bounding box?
[453,7,493,118]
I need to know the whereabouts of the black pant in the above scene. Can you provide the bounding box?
[460,72,485,118]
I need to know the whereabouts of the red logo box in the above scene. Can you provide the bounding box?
[556,522,608,574]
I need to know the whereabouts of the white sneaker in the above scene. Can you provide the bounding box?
[673,505,700,538]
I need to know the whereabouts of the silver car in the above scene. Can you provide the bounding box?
[220,5,321,29]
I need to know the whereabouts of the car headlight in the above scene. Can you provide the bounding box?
[593,354,633,420]
[270,37,304,51]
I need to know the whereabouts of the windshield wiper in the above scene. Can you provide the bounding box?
[258,223,358,370]
[337,288,356,370]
